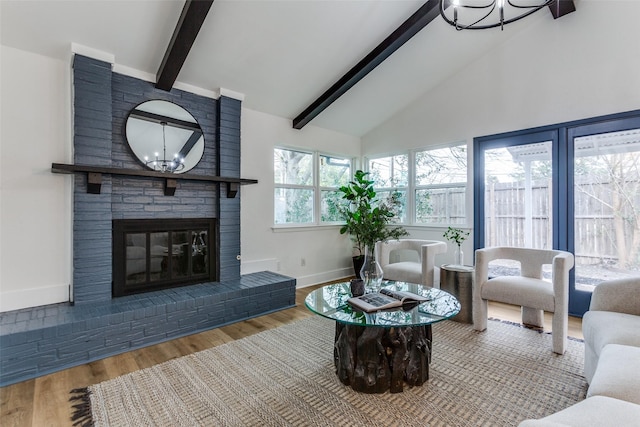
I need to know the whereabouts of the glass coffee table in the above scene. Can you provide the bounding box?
[305,281,460,394]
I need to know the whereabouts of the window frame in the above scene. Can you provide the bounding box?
[366,142,469,228]
[413,143,469,226]
[273,147,353,228]
[367,153,410,225]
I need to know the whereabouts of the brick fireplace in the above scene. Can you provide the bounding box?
[72,54,228,303]
[0,55,295,386]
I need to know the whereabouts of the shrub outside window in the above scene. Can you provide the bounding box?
[368,155,409,224]
[319,155,351,222]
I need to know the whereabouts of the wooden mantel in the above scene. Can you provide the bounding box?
[51,163,258,197]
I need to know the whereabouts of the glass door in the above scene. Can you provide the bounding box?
[475,111,640,316]
[483,141,553,249]
[475,130,558,279]
[568,123,640,314]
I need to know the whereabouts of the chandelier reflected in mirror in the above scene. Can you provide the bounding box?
[144,122,186,173]
[125,100,205,175]
[440,0,557,31]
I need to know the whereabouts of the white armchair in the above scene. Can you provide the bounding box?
[375,239,447,287]
[473,247,574,354]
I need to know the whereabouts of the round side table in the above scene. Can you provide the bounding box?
[440,264,474,324]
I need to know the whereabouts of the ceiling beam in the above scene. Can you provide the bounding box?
[129,109,202,132]
[292,0,440,130]
[548,0,576,19]
[156,0,214,91]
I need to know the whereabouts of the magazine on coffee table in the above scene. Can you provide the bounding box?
[347,288,430,313]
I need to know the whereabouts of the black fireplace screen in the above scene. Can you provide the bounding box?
[113,218,218,297]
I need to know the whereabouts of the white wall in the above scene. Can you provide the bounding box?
[6,0,637,310]
[0,46,72,311]
[363,0,640,261]
[0,45,363,311]
[240,108,361,286]
[364,1,640,153]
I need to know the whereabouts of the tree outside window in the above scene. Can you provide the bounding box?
[320,155,351,222]
[368,155,408,223]
[274,148,351,225]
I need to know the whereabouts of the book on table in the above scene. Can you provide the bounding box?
[347,288,430,313]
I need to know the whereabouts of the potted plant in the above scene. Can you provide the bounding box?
[443,226,470,265]
[338,170,408,277]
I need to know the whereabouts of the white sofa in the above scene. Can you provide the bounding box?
[519,277,640,426]
[582,277,640,382]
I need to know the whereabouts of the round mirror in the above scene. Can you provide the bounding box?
[125,100,205,174]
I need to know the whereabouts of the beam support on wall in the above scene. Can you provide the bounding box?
[292,0,440,130]
[156,0,214,91]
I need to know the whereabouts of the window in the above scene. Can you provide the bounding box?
[274,148,351,225]
[368,155,409,223]
[274,148,313,224]
[473,110,640,316]
[415,145,467,225]
[367,147,468,226]
[319,155,351,222]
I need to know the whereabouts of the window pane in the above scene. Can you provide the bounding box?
[172,231,189,278]
[369,155,408,187]
[415,145,467,225]
[321,189,346,222]
[274,148,313,185]
[192,230,208,275]
[484,142,552,249]
[126,233,146,285]
[320,155,351,187]
[274,188,314,224]
[574,128,640,289]
[415,145,467,185]
[150,232,169,280]
[376,190,407,223]
[416,187,465,224]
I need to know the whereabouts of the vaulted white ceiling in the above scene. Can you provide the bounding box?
[1,0,557,137]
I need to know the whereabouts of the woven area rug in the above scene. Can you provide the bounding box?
[70,317,587,426]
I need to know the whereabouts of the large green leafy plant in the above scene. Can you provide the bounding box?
[338,170,408,257]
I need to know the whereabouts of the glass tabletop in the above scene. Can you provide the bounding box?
[305,281,461,327]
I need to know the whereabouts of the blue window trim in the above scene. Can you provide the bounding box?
[473,108,640,316]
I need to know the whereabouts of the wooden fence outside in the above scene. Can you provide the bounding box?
[483,179,639,269]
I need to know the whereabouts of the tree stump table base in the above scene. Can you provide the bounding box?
[333,322,432,393]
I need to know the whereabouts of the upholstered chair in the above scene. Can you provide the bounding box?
[582,277,640,383]
[473,247,574,354]
[375,239,447,287]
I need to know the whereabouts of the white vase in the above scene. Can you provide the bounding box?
[454,245,464,266]
[359,245,383,293]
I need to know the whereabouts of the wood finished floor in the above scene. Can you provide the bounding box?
[1,282,584,427]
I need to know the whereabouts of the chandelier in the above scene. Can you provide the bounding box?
[440,0,555,31]
[143,122,185,173]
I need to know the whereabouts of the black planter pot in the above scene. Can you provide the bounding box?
[352,255,365,279]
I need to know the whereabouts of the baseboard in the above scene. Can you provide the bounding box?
[295,267,354,288]
[0,284,69,312]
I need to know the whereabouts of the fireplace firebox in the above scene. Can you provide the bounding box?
[113,218,218,297]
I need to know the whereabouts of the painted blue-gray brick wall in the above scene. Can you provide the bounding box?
[0,272,296,386]
[72,56,225,304]
[110,72,218,221]
[218,96,241,280]
[73,55,113,303]
[0,56,296,387]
